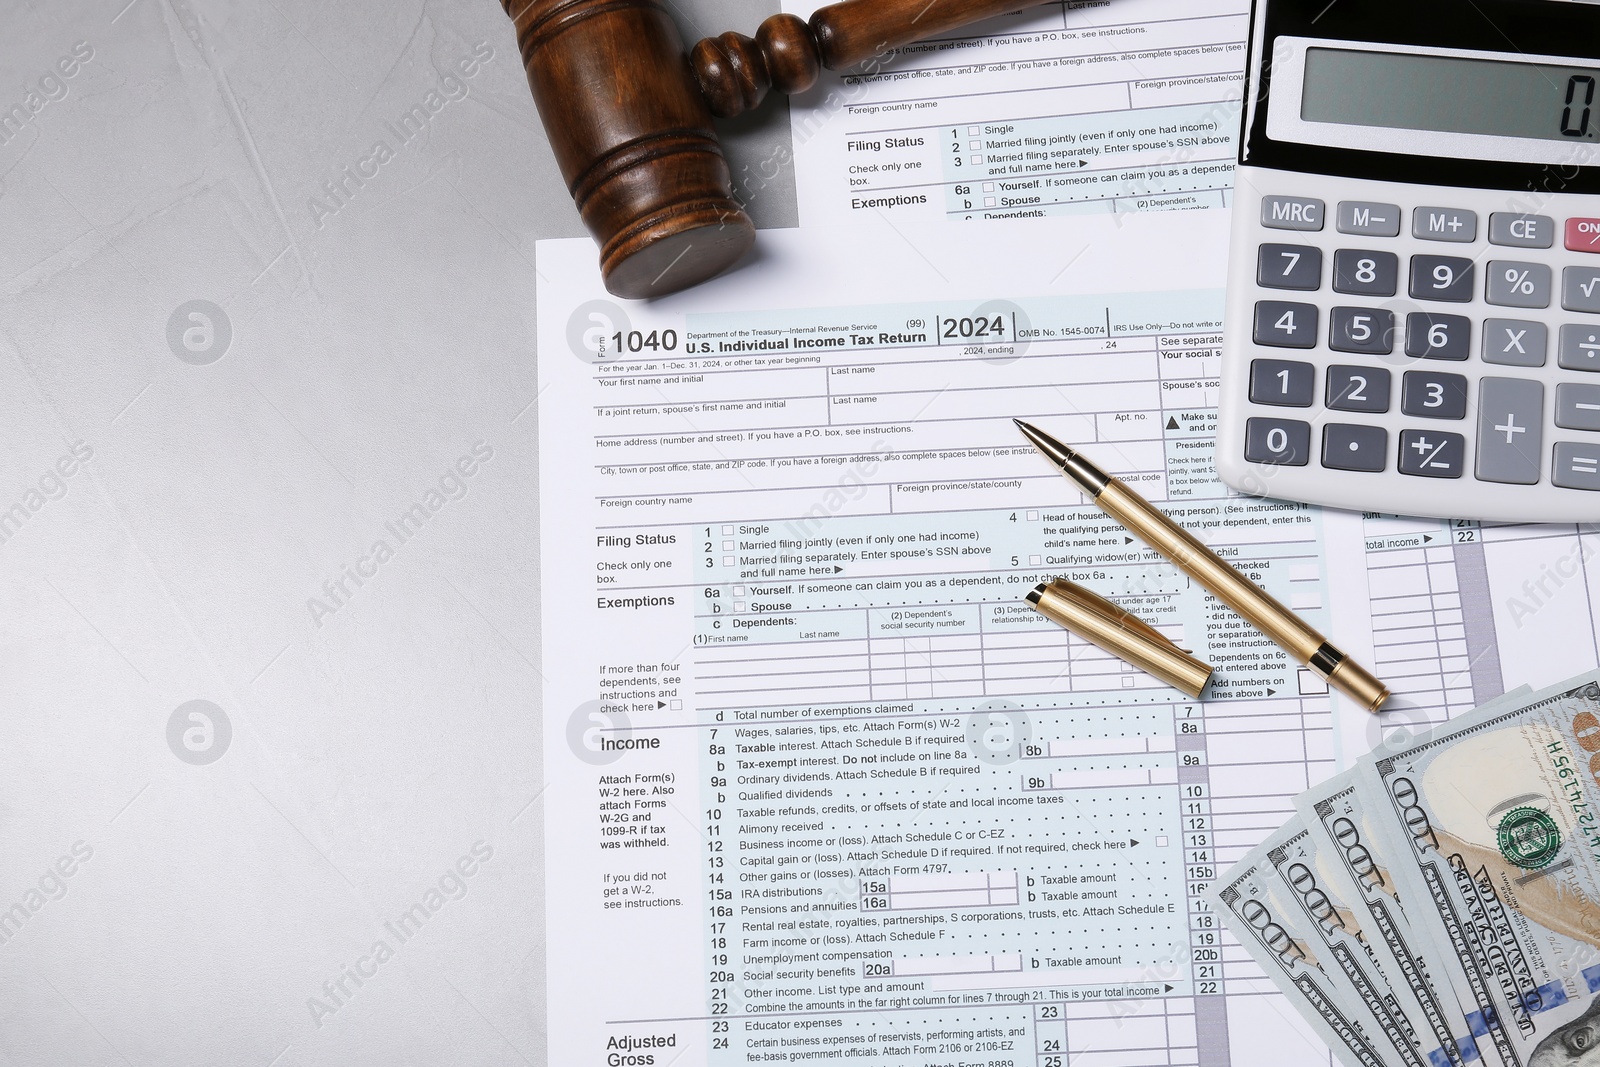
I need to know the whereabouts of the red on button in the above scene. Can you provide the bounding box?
[1567,217,1600,252]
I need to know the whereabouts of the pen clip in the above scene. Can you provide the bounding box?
[1029,578,1213,700]
[1047,579,1190,654]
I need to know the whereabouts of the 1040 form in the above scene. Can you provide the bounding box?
[536,211,1367,1067]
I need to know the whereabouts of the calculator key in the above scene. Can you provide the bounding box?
[1410,255,1475,302]
[1412,206,1477,243]
[1553,442,1600,490]
[1563,266,1600,313]
[1475,377,1544,485]
[1559,324,1600,372]
[1332,250,1398,296]
[1399,430,1467,478]
[1322,424,1388,472]
[1402,370,1469,420]
[1491,213,1556,248]
[1405,313,1471,361]
[1555,382,1600,431]
[1244,418,1311,466]
[1566,217,1600,253]
[1485,261,1552,309]
[1253,301,1318,348]
[1329,307,1395,354]
[1482,318,1548,367]
[1337,201,1401,237]
[1249,359,1315,407]
[1262,196,1324,231]
[1257,244,1322,290]
[1326,365,1391,413]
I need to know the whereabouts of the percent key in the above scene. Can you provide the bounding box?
[1487,260,1552,307]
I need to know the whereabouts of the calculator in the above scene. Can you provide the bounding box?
[1218,0,1600,522]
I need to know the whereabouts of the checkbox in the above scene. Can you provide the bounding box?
[722,540,733,550]
[983,182,994,191]
[722,555,734,566]
[1298,668,1329,695]
[967,125,980,135]
[735,601,746,612]
[984,197,997,207]
[734,586,747,596]
[968,140,981,151]
[1122,675,1135,686]
[969,154,983,166]
[1156,835,1168,847]
[1027,511,1039,521]
[1028,555,1041,565]
[670,699,682,710]
[722,525,733,534]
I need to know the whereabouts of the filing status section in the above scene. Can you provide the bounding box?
[782,0,1247,225]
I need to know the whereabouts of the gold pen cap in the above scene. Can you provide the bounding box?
[1028,579,1213,700]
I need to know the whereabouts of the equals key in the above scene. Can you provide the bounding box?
[1554,443,1600,491]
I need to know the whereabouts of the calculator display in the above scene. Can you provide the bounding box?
[1301,48,1600,146]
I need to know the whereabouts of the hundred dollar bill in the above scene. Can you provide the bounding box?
[1296,690,1536,1067]
[1357,672,1600,1067]
[1301,770,1498,1067]
[1214,827,1398,1067]
[1265,816,1455,1067]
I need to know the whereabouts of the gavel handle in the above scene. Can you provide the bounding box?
[692,0,1049,118]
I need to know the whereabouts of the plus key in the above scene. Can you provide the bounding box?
[1475,378,1543,485]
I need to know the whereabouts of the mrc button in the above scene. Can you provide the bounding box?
[1261,196,1323,231]
[1567,217,1600,253]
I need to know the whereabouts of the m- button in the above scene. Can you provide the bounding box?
[1567,217,1600,253]
[1338,201,1401,237]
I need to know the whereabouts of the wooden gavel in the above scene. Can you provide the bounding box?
[501,0,1044,298]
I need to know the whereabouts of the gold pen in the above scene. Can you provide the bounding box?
[1028,578,1213,700]
[1015,419,1390,712]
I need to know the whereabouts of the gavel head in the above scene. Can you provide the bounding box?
[503,0,756,299]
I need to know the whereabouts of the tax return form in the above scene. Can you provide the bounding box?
[536,209,1386,1067]
[779,0,1248,229]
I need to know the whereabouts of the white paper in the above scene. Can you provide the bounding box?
[535,211,1375,1066]
[1321,508,1600,764]
[782,0,1248,228]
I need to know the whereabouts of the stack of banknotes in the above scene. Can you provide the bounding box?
[1211,670,1600,1067]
